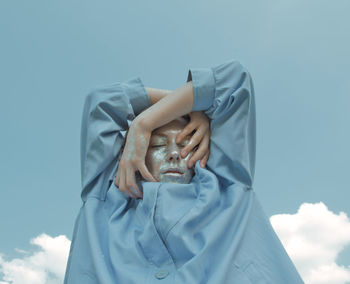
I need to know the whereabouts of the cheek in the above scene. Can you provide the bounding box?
[146,150,165,171]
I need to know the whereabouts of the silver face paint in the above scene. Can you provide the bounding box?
[144,117,195,184]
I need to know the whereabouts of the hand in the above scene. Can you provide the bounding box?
[114,119,158,199]
[176,111,210,168]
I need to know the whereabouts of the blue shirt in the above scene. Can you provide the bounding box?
[64,59,304,283]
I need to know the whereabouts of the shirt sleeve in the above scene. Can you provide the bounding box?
[80,76,151,202]
[187,59,256,188]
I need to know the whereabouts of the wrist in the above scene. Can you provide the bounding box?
[145,87,172,105]
[131,114,154,133]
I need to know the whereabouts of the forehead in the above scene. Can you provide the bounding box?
[152,118,188,137]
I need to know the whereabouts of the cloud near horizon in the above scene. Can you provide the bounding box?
[0,234,70,284]
[270,202,350,284]
[0,202,350,284]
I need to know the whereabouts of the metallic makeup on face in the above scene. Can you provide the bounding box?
[145,117,196,184]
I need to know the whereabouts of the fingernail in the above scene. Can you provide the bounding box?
[182,150,187,156]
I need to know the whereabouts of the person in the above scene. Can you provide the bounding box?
[64,59,305,283]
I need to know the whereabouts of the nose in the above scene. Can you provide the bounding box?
[166,144,181,162]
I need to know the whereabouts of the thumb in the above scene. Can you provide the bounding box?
[138,163,158,182]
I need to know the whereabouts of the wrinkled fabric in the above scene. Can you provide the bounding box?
[64,59,304,283]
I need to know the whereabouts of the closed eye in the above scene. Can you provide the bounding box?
[151,143,188,148]
[151,145,166,148]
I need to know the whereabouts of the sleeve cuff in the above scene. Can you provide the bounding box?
[123,76,152,116]
[186,67,215,112]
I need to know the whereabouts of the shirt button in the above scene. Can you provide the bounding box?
[154,270,169,279]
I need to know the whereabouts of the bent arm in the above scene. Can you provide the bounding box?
[136,82,195,131]
[187,60,256,188]
[138,60,256,188]
[80,78,162,201]
[80,78,175,201]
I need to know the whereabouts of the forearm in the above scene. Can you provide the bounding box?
[144,87,172,105]
[136,81,194,131]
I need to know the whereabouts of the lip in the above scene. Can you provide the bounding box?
[163,168,184,175]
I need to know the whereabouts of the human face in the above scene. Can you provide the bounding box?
[145,117,196,184]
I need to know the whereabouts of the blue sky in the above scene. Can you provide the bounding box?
[0,1,349,283]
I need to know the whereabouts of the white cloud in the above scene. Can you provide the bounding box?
[0,234,70,284]
[270,202,350,284]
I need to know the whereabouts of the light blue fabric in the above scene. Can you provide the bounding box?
[64,59,304,283]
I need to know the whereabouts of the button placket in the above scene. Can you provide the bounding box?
[136,183,175,269]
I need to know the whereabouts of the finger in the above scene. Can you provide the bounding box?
[181,127,205,158]
[200,151,210,168]
[126,168,143,199]
[176,122,195,144]
[188,135,209,167]
[138,162,157,182]
[114,165,121,187]
[199,133,210,168]
[120,168,137,198]
[123,166,138,199]
[187,145,204,168]
[115,160,125,187]
[115,174,119,188]
[201,133,211,167]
